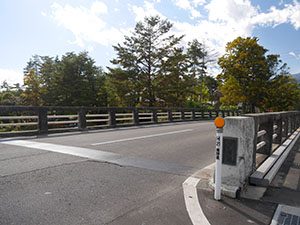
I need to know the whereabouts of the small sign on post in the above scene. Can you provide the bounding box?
[214,117,225,201]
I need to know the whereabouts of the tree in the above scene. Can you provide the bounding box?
[23,52,107,106]
[218,37,287,112]
[105,68,141,106]
[265,75,300,111]
[219,76,246,106]
[186,40,217,104]
[0,81,22,105]
[111,16,184,106]
[156,47,189,107]
[22,70,43,105]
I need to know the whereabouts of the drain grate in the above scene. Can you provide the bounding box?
[278,212,300,225]
[271,205,300,225]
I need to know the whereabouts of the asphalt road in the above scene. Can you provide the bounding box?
[0,121,216,225]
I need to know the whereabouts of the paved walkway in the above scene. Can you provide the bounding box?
[196,139,300,225]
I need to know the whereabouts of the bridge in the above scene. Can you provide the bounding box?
[0,106,299,225]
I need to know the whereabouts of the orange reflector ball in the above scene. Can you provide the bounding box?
[214,117,225,128]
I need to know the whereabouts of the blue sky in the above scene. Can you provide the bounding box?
[1,0,300,85]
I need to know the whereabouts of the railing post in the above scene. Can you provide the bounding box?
[209,110,212,119]
[78,108,87,130]
[181,109,185,121]
[274,116,282,144]
[201,110,204,119]
[260,118,273,156]
[282,116,288,140]
[38,107,48,135]
[215,110,219,117]
[192,109,196,120]
[153,109,158,123]
[221,110,225,118]
[133,108,139,125]
[109,108,116,127]
[168,109,173,122]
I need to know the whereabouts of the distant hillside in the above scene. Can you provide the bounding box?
[292,73,300,83]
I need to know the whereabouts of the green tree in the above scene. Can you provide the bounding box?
[24,52,107,107]
[265,75,300,111]
[105,68,141,106]
[156,47,189,107]
[218,37,287,112]
[22,70,43,105]
[0,81,22,105]
[111,16,184,106]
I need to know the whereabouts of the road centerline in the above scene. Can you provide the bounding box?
[91,129,194,146]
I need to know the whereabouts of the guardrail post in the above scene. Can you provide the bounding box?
[168,109,173,122]
[201,110,204,119]
[181,109,185,121]
[282,117,288,141]
[274,117,282,144]
[78,108,87,130]
[38,107,48,135]
[209,110,212,119]
[192,109,196,120]
[152,109,158,123]
[221,110,225,117]
[133,108,139,125]
[109,108,116,127]
[215,110,219,117]
[260,119,273,156]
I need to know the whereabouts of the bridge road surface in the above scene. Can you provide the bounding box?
[0,121,215,225]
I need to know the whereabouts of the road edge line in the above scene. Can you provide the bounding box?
[183,175,211,225]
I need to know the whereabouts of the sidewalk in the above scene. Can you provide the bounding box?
[196,138,300,225]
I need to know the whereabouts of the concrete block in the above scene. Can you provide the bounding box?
[221,116,256,189]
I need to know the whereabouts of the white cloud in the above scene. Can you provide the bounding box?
[50,1,128,47]
[289,52,300,60]
[129,1,164,22]
[173,0,202,19]
[175,0,191,9]
[0,69,23,85]
[251,1,300,29]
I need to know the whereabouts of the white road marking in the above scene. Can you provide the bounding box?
[91,129,194,146]
[0,139,194,175]
[183,177,211,225]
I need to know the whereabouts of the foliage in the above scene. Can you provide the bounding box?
[110,16,214,107]
[23,52,107,107]
[218,36,297,112]
[111,16,185,106]
[265,75,300,111]
[0,81,22,105]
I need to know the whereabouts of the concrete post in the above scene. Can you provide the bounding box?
[192,109,196,120]
[220,116,256,197]
[168,109,173,122]
[78,108,87,130]
[223,111,227,117]
[133,108,139,125]
[109,108,116,127]
[274,118,282,144]
[38,107,48,135]
[181,109,185,121]
[209,111,212,119]
[153,109,158,123]
[259,119,273,156]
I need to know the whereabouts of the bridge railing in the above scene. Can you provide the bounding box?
[246,111,300,167]
[0,106,240,136]
[219,111,300,197]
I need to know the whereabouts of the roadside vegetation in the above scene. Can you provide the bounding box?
[1,16,299,113]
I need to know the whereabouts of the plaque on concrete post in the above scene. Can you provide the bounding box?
[222,137,238,166]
